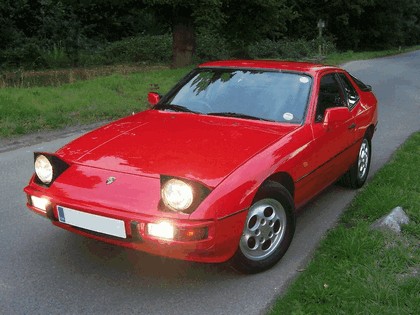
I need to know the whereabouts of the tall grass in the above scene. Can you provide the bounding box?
[0,64,169,88]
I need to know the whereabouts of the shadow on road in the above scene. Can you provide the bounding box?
[50,232,241,286]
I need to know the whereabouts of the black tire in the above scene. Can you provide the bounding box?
[230,181,295,274]
[340,136,371,188]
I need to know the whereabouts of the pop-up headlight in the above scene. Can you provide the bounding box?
[35,154,53,184]
[161,178,194,211]
[33,153,69,187]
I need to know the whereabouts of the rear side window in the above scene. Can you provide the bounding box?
[349,74,371,92]
[338,73,360,109]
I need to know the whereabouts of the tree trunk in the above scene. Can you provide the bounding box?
[172,23,195,68]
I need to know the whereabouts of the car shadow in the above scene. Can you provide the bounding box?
[53,232,242,287]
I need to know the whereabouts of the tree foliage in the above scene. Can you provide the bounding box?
[0,0,418,69]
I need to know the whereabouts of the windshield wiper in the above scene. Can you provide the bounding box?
[207,112,273,122]
[155,103,198,113]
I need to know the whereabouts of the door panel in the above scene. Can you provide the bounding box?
[295,73,356,206]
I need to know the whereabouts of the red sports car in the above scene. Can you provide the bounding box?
[24,60,378,273]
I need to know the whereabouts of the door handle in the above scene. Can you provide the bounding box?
[348,123,356,130]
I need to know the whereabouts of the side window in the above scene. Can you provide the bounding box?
[315,74,346,122]
[338,73,360,109]
[350,74,371,92]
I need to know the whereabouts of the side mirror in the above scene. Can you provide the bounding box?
[147,92,161,107]
[323,107,352,129]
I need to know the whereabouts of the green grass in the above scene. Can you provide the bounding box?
[268,132,420,315]
[324,46,420,65]
[0,66,191,137]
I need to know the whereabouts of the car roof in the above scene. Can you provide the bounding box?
[199,60,338,75]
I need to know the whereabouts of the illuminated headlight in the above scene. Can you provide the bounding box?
[35,155,53,184]
[161,179,194,211]
[147,221,175,240]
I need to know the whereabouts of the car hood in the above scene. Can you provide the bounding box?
[57,110,298,187]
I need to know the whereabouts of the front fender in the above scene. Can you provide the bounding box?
[190,124,312,221]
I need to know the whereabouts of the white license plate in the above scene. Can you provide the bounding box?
[57,206,126,239]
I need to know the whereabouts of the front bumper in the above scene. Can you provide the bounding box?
[24,183,246,264]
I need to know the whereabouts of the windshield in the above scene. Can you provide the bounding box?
[160,68,313,123]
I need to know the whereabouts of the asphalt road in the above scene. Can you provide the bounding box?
[1,51,419,315]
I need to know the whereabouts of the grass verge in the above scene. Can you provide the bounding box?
[324,46,420,65]
[0,66,191,137]
[268,132,420,315]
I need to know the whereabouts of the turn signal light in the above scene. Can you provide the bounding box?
[176,227,208,241]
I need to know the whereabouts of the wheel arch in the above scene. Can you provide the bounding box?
[231,174,296,273]
[261,172,295,199]
[366,124,375,141]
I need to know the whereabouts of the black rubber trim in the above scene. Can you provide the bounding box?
[130,221,143,242]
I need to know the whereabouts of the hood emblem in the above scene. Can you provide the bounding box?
[106,176,116,185]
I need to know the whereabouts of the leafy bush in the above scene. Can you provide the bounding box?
[195,31,230,61]
[0,40,48,70]
[247,39,283,59]
[281,39,315,59]
[0,34,172,70]
[40,44,72,69]
[248,38,336,60]
[103,34,172,64]
[0,32,338,72]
